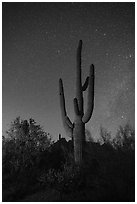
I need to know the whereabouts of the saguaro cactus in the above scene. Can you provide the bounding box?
[59,40,95,165]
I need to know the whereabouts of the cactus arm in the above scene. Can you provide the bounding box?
[59,78,67,118]
[76,40,83,115]
[82,76,89,91]
[65,116,73,128]
[73,98,80,116]
[82,64,94,123]
[63,119,73,137]
[59,78,73,134]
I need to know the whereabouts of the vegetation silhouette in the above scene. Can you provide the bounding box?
[2,117,135,202]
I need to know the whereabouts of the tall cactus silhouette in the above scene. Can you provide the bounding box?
[59,40,95,165]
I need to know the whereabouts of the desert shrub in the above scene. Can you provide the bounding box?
[98,126,112,145]
[98,123,135,152]
[2,117,52,178]
[112,123,135,152]
[38,163,81,193]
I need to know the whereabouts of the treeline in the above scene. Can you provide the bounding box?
[2,117,135,202]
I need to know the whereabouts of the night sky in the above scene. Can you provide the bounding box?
[3,2,135,141]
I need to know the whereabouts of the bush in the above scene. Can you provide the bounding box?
[112,123,135,151]
[38,163,81,194]
[99,126,112,145]
[2,117,52,184]
[98,123,135,152]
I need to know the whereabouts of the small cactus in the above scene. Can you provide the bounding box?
[59,133,61,140]
[59,40,95,165]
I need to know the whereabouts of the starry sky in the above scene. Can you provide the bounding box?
[3,2,135,141]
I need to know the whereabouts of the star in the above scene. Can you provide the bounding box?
[121,115,127,120]
[56,49,61,54]
[125,54,132,60]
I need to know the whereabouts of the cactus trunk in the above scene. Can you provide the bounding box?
[59,40,95,165]
[73,117,85,164]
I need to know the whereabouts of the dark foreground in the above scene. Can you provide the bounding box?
[3,139,135,202]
